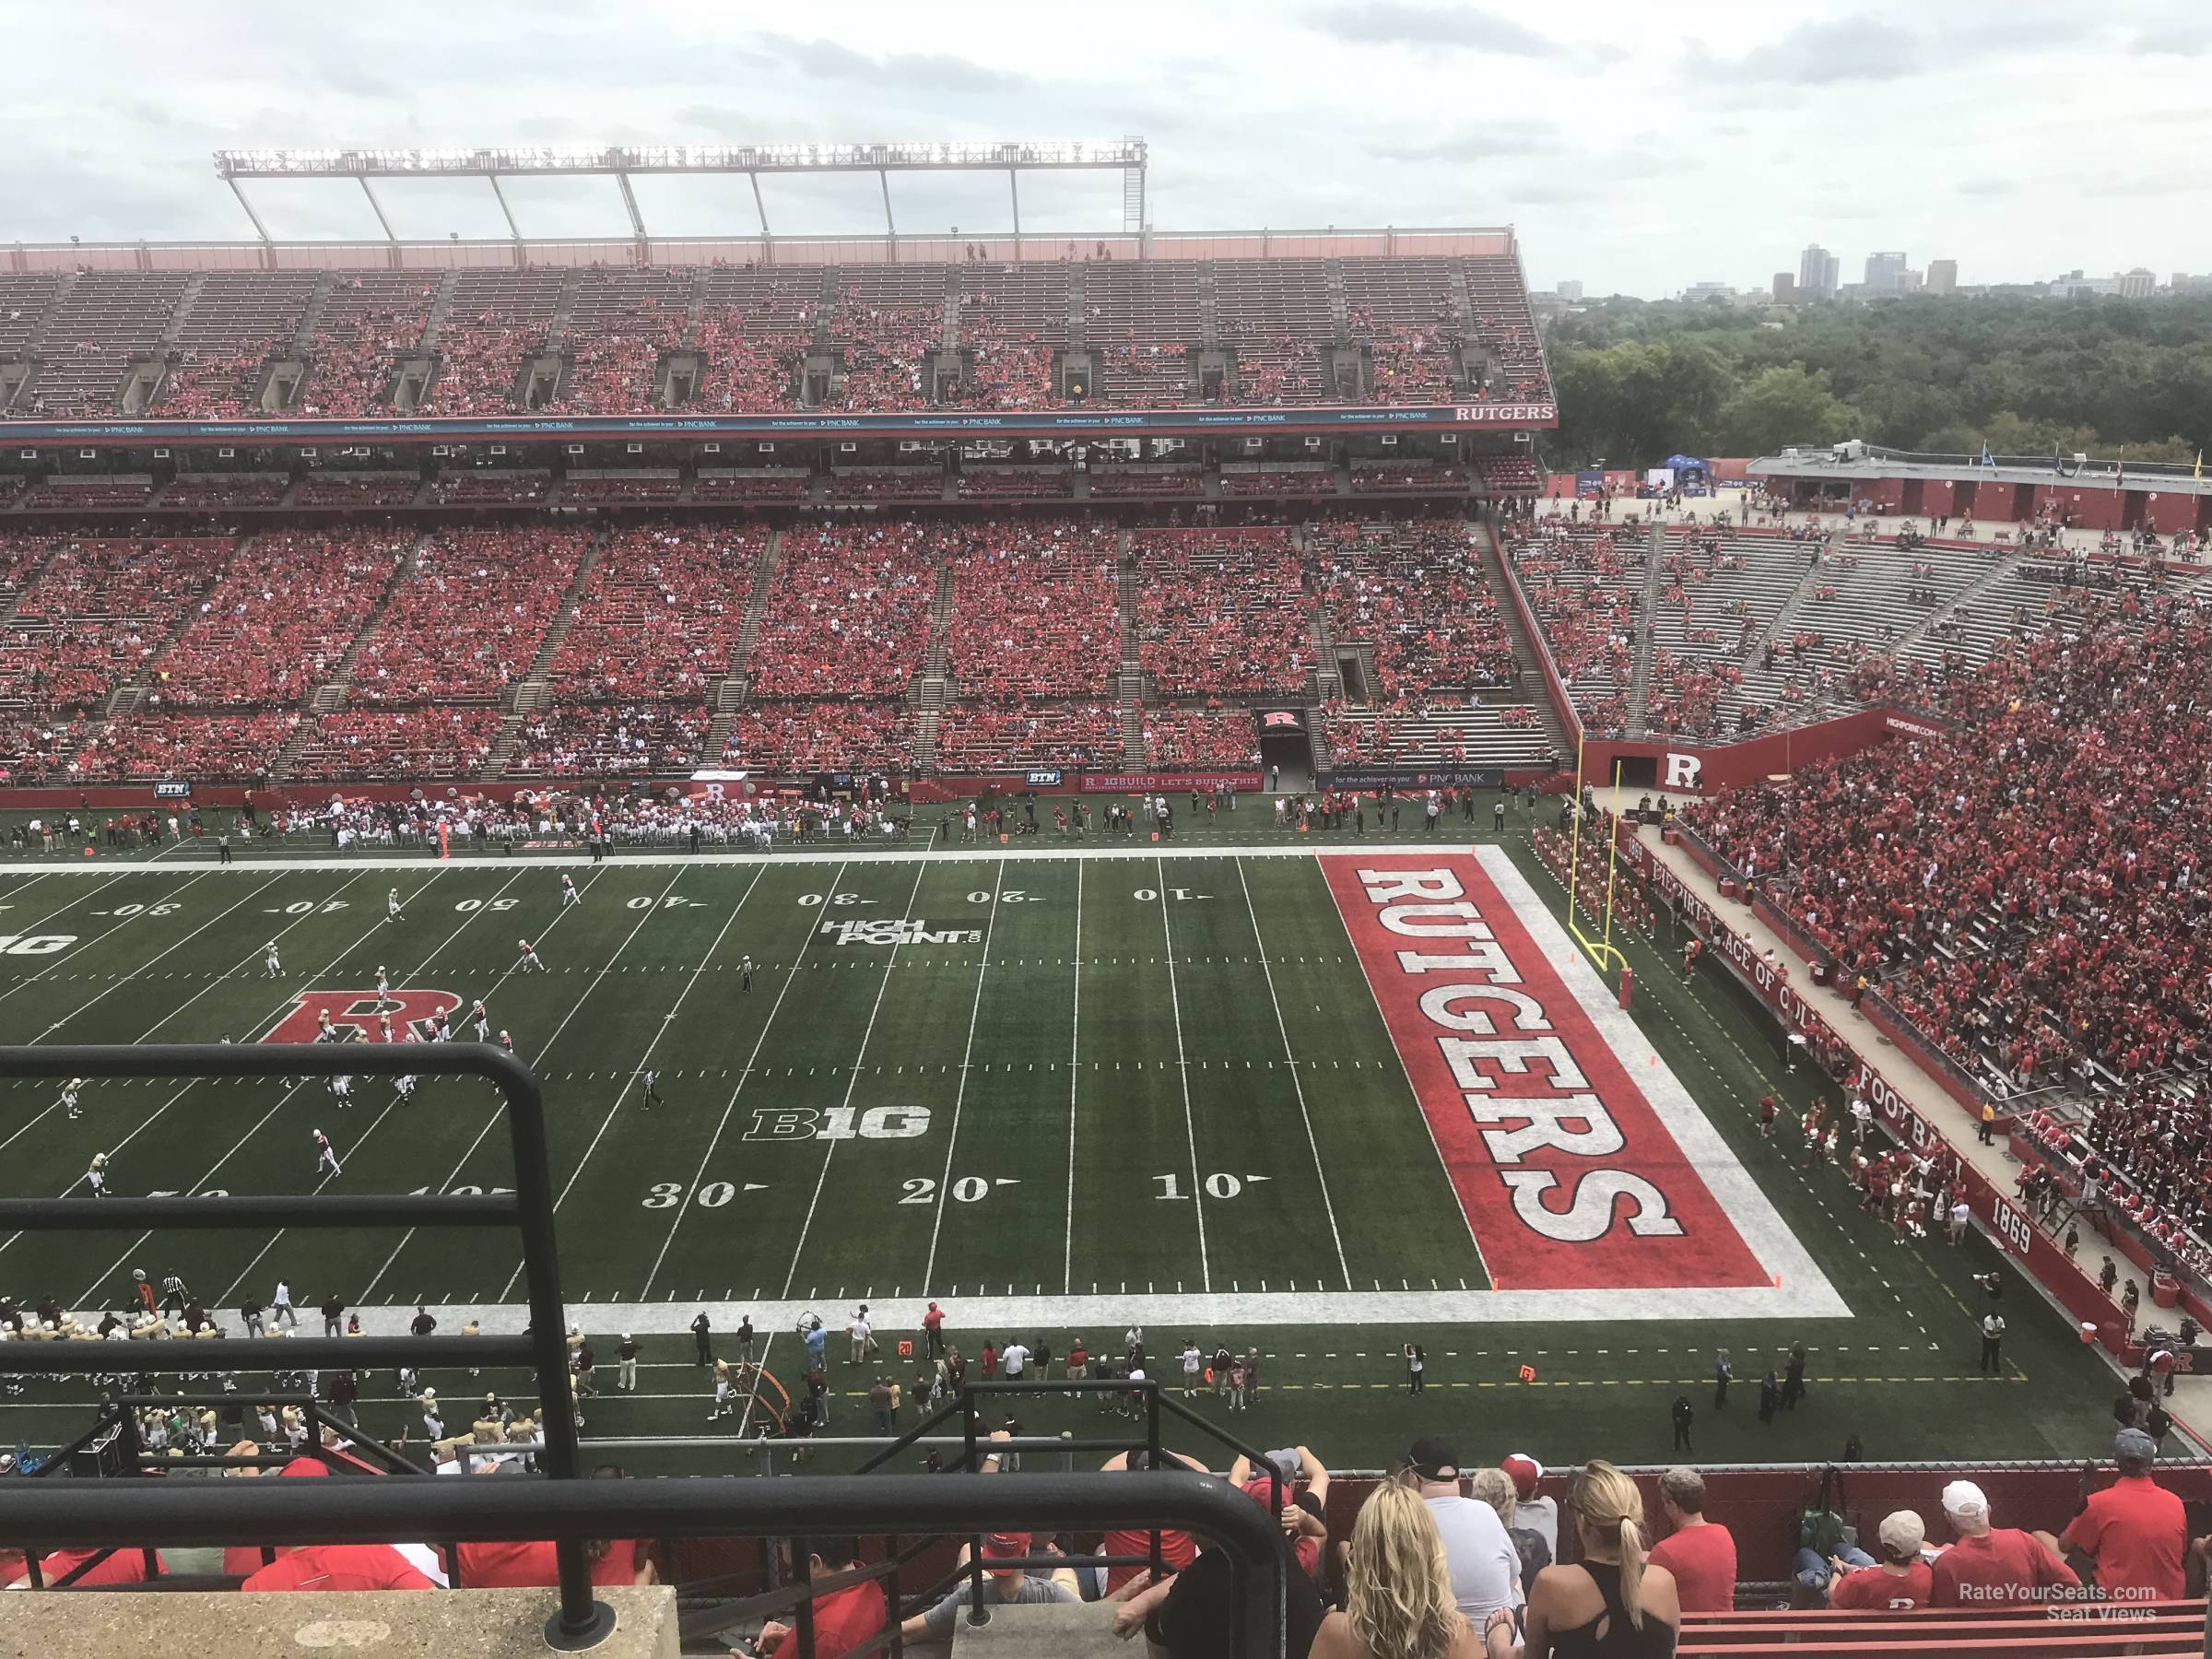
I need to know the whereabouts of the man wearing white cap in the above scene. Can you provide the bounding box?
[2059,1428,2186,1601]
[1500,1453,1557,1561]
[1802,1511,1934,1608]
[1928,1478,2077,1606]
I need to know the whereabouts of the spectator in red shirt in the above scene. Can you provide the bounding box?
[744,1537,886,1659]
[1928,1478,2078,1606]
[1098,1446,1206,1591]
[2060,1429,2186,1601]
[241,1542,440,1593]
[1819,1511,1935,1610]
[7,1546,160,1589]
[1644,1465,1735,1612]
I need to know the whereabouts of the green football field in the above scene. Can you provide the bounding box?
[0,811,2136,1470]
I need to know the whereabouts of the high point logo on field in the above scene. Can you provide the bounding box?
[264,989,463,1044]
[818,917,983,947]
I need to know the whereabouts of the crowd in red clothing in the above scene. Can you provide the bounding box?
[547,302,684,415]
[351,526,590,705]
[69,710,299,782]
[693,312,806,412]
[419,313,544,414]
[510,701,708,776]
[747,522,942,698]
[1135,528,1311,697]
[0,535,233,712]
[1310,519,1513,698]
[1144,706,1259,769]
[833,300,939,410]
[725,700,914,773]
[292,708,503,780]
[147,527,412,709]
[156,342,279,418]
[947,522,1119,696]
[548,523,760,701]
[1506,523,1636,738]
[1358,323,1460,401]
[1687,591,2212,1100]
[935,700,1122,769]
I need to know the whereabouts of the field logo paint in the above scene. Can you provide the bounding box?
[818,918,982,947]
[1324,855,1767,1290]
[264,989,462,1044]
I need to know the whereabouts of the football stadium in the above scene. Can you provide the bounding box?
[3,37,2211,1659]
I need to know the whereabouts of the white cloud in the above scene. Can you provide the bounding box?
[0,0,2203,298]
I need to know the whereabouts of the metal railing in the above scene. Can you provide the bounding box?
[0,1041,604,1645]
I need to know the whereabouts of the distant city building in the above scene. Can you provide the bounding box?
[1926,259,1958,295]
[1864,251,1909,295]
[2174,272,2212,297]
[1798,244,1840,300]
[1772,272,1798,303]
[2116,267,2156,299]
[1555,279,1583,301]
[1682,279,1735,304]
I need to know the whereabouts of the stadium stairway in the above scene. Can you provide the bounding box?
[703,529,785,759]
[947,1600,1127,1656]
[268,535,429,779]
[1627,521,1665,737]
[1885,546,2026,668]
[477,529,610,776]
[0,537,66,626]
[99,532,236,717]
[1630,811,2212,1457]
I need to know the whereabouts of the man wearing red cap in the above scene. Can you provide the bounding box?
[896,1430,1077,1644]
[1500,1454,1558,1562]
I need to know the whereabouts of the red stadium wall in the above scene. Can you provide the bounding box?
[2144,491,2199,535]
[1919,478,1957,517]
[1858,477,1904,512]
[1579,707,1909,797]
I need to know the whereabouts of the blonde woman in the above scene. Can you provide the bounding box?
[1470,1466,1551,1594]
[1481,1462,1678,1658]
[1313,1480,1485,1659]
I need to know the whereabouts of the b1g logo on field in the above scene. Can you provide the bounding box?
[264,989,463,1044]
[744,1105,932,1141]
[0,934,76,956]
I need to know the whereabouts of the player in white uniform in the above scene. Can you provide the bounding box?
[313,1129,342,1177]
[472,1001,490,1042]
[264,941,282,978]
[377,1012,393,1042]
[327,1072,353,1104]
[386,888,405,923]
[516,938,544,973]
[560,875,580,908]
[375,965,390,1000]
[394,1030,420,1099]
[639,1069,663,1108]
[62,1077,83,1121]
[83,1152,108,1196]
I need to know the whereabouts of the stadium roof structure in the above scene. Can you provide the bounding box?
[212,141,1152,249]
[1753,442,2212,499]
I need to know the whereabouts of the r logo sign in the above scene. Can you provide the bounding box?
[264,989,461,1044]
[1663,753,1704,791]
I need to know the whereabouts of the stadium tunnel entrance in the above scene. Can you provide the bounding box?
[1255,706,1316,791]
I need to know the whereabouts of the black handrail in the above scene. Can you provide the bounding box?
[0,1041,605,1648]
[0,1471,1289,1658]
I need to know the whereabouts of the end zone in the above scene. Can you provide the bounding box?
[1324,847,1844,1322]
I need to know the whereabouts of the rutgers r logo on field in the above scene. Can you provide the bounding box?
[1663,753,1703,790]
[263,989,462,1043]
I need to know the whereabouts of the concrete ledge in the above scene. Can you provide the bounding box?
[0,1585,678,1659]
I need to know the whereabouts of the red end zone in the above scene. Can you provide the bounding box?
[1324,853,1766,1291]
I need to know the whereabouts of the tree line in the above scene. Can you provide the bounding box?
[1539,294,2212,472]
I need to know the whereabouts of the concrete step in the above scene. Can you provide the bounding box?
[948,1597,1131,1658]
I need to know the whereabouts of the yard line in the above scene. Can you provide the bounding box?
[636,863,850,1302]
[921,861,1005,1289]
[1235,859,1350,1288]
[0,869,186,1008]
[61,869,467,1304]
[0,873,363,1165]
[487,865,767,1302]
[31,871,288,1041]
[1155,857,1211,1293]
[336,866,645,1308]
[776,860,933,1299]
[1061,861,1083,1293]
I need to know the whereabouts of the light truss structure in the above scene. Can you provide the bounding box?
[212,141,1148,247]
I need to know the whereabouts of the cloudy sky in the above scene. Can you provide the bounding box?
[5,0,2206,297]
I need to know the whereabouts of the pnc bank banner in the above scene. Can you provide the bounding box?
[1323,850,1826,1297]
